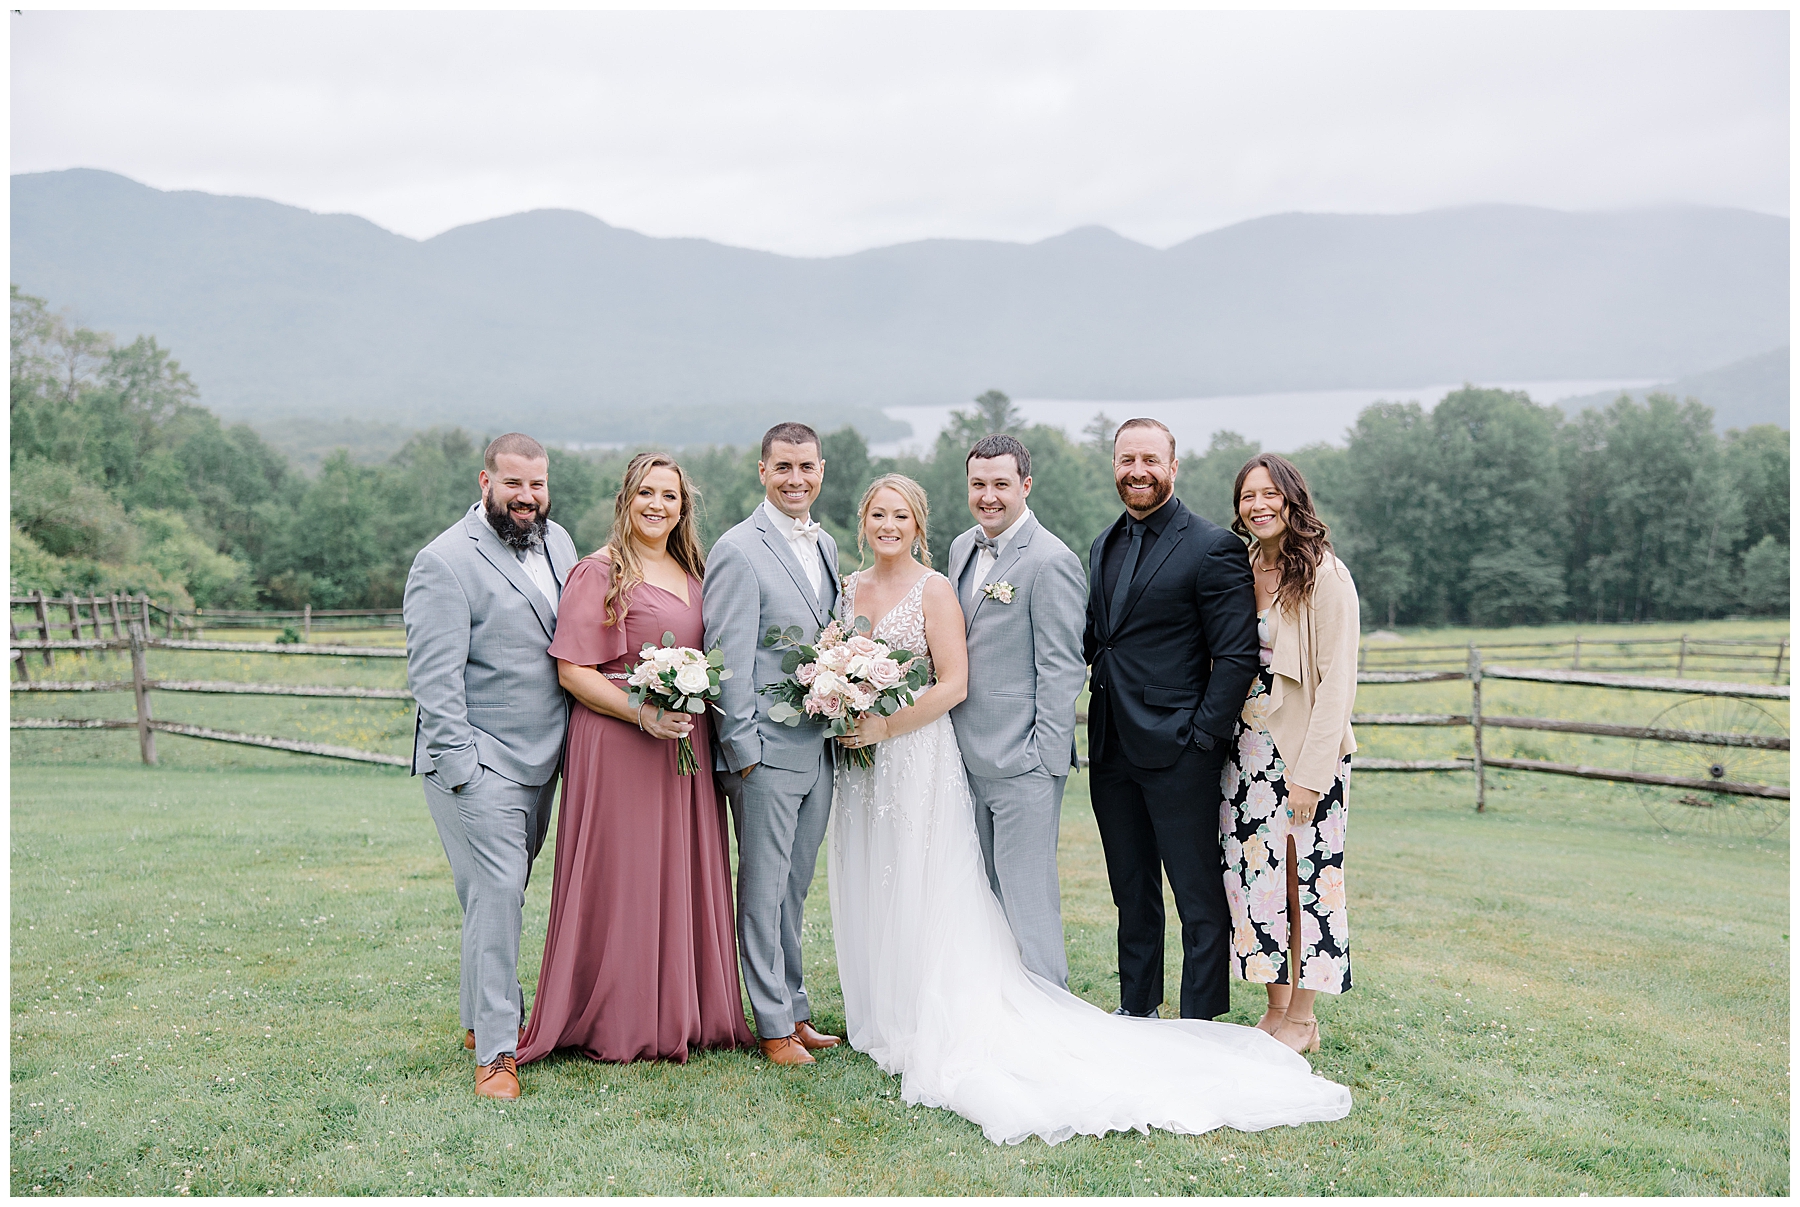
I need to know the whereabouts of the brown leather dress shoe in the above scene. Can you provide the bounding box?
[466,1026,527,1051]
[475,1053,520,1099]
[793,1019,841,1050]
[758,1036,816,1066]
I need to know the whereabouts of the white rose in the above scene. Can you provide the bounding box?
[673,662,712,696]
[844,654,873,680]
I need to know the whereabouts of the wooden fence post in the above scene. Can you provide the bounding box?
[1775,640,1788,685]
[109,594,125,641]
[63,593,85,656]
[1357,638,1365,673]
[1677,634,1689,679]
[9,609,29,681]
[303,604,312,642]
[1469,643,1485,813]
[33,590,53,668]
[129,621,157,766]
[1572,635,1581,669]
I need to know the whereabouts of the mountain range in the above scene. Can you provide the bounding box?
[11,169,1789,446]
[1557,345,1788,431]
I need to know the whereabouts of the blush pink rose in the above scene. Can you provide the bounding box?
[865,657,903,689]
[846,634,880,656]
[796,662,818,685]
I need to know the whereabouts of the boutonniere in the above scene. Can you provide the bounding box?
[980,581,1015,604]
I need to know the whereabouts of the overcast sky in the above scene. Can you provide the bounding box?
[10,10,1788,257]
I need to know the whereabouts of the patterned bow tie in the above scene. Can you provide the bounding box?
[791,518,822,544]
[973,530,1001,554]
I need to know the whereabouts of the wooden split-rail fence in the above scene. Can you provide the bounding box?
[10,613,411,768]
[9,616,1791,813]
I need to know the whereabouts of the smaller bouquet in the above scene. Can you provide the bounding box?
[760,617,930,768]
[625,631,731,775]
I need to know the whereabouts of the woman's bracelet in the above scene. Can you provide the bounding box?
[636,702,650,732]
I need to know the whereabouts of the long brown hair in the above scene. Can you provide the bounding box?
[1230,453,1332,613]
[856,473,932,566]
[598,452,706,626]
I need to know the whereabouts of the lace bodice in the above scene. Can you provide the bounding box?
[843,570,939,676]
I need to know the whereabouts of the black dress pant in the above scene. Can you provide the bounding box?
[1090,741,1231,1020]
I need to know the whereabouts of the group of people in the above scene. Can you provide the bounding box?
[401,417,1362,1144]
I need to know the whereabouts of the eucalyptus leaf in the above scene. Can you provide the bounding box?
[785,625,804,641]
[781,650,803,674]
[663,631,676,646]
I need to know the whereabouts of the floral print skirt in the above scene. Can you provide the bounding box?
[1220,667,1352,994]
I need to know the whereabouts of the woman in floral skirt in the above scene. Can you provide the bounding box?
[1222,453,1360,1055]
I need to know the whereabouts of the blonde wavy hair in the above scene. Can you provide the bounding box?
[855,473,932,565]
[596,452,707,627]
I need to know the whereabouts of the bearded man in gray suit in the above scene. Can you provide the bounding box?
[703,422,844,1066]
[946,433,1089,987]
[403,433,576,1100]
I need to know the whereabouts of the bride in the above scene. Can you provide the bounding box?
[828,473,1352,1146]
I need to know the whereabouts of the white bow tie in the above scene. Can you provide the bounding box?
[790,519,822,544]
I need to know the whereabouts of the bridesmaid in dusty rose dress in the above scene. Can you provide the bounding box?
[518,452,753,1064]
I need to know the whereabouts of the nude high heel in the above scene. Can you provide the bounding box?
[1254,1007,1287,1036]
[1277,1014,1320,1054]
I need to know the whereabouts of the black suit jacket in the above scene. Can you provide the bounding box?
[1083,497,1260,770]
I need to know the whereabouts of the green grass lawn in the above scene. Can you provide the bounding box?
[11,740,1788,1195]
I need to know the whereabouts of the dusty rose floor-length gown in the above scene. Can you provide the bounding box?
[518,555,752,1064]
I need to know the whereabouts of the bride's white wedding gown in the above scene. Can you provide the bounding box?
[828,570,1352,1146]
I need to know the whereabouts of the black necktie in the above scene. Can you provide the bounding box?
[1108,519,1144,628]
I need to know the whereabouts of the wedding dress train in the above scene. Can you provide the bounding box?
[828,571,1352,1146]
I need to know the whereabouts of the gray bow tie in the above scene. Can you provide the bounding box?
[973,530,1001,555]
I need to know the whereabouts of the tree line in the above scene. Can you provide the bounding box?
[11,287,1788,624]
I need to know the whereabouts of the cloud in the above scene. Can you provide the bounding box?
[10,10,1787,255]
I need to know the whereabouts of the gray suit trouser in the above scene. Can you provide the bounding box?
[967,767,1070,988]
[724,747,833,1040]
[423,766,557,1065]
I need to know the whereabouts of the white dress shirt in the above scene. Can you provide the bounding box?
[763,498,826,597]
[481,507,559,616]
[970,506,1033,600]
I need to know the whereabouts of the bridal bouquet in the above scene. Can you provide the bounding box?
[625,632,731,775]
[760,617,930,767]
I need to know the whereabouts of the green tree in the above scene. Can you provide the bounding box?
[1739,536,1789,616]
[1338,401,1436,626]
[1564,393,1741,622]
[1183,430,1260,529]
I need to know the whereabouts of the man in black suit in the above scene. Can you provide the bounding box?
[1083,418,1259,1020]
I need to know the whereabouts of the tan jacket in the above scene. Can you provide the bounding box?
[1263,553,1360,794]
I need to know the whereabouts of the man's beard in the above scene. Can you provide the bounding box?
[484,489,551,552]
[1115,475,1173,513]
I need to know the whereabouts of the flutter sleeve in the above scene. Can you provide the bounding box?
[546,556,632,669]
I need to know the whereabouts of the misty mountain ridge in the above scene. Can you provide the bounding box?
[11,168,1788,446]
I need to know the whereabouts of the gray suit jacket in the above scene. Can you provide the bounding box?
[404,504,578,788]
[703,507,841,774]
[947,513,1088,779]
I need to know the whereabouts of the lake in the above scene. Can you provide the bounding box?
[868,378,1656,457]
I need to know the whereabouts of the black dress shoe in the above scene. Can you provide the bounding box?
[1112,1005,1160,1019]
